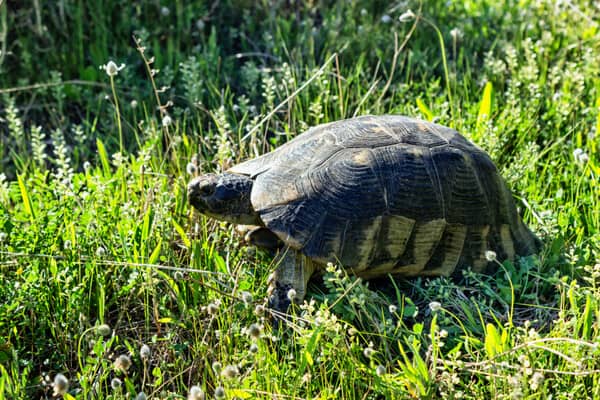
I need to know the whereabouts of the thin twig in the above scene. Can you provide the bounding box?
[0,80,110,95]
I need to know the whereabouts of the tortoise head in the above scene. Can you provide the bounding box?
[187,173,261,225]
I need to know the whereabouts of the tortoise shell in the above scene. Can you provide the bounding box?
[229,115,540,277]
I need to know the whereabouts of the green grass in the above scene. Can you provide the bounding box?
[0,0,599,398]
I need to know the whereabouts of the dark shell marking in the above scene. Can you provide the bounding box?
[229,115,540,277]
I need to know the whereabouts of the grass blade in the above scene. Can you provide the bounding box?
[17,175,35,223]
[476,81,493,137]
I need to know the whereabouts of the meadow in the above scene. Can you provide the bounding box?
[0,0,599,398]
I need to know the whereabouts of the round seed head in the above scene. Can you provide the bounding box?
[110,377,122,390]
[214,386,226,399]
[247,323,262,339]
[162,115,173,127]
[136,392,148,400]
[188,385,206,400]
[140,344,151,360]
[254,304,265,316]
[241,291,253,305]
[52,373,69,396]
[211,361,222,374]
[376,365,386,376]
[206,302,219,316]
[221,364,240,379]
[114,354,132,373]
[96,246,106,257]
[363,347,375,358]
[96,324,112,337]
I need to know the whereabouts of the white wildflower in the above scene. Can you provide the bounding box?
[380,14,392,23]
[399,9,416,23]
[573,148,589,165]
[485,250,497,261]
[101,61,125,77]
[287,288,297,302]
[376,365,386,376]
[530,371,544,391]
[186,162,198,176]
[162,115,173,127]
[450,27,463,40]
[160,6,170,16]
[363,346,375,358]
[96,246,106,257]
[429,301,442,313]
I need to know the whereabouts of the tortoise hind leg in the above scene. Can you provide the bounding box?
[267,247,316,312]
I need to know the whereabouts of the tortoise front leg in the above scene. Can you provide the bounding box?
[237,225,282,250]
[267,247,315,312]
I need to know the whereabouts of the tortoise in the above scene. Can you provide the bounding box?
[188,115,541,311]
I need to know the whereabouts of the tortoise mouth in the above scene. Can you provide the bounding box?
[187,176,217,213]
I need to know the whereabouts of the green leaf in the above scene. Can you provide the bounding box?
[96,138,111,176]
[228,389,252,399]
[485,323,508,359]
[17,175,35,223]
[152,367,163,387]
[149,239,162,265]
[172,218,191,248]
[476,81,493,136]
[416,98,434,121]
[581,294,593,340]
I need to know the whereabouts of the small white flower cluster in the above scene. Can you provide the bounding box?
[429,301,442,313]
[573,148,589,165]
[101,60,125,77]
[485,250,497,262]
[399,9,415,23]
[450,27,463,40]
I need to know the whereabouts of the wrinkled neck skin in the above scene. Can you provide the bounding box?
[187,172,262,226]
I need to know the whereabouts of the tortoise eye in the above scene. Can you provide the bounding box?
[198,182,215,196]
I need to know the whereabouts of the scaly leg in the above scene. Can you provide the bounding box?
[267,247,315,312]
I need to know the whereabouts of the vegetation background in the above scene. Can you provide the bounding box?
[0,0,599,398]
